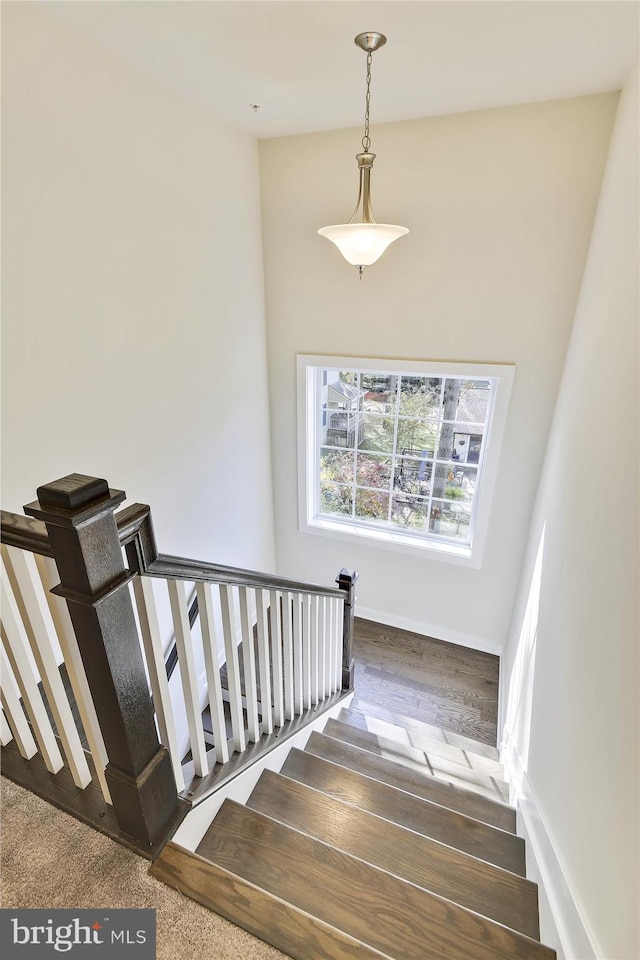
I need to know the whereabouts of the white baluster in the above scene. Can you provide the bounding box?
[0,705,13,746]
[196,583,229,764]
[335,598,344,692]
[326,599,332,695]
[327,596,336,698]
[334,598,342,694]
[239,587,260,742]
[219,585,246,753]
[35,555,111,803]
[309,594,320,706]
[301,594,312,710]
[317,597,327,700]
[0,566,63,773]
[292,593,303,715]
[333,598,341,695]
[255,589,273,735]
[3,546,91,789]
[269,590,284,727]
[134,577,185,790]
[167,580,208,777]
[0,649,37,758]
[281,592,295,721]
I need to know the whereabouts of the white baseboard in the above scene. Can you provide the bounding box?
[356,605,502,657]
[503,740,601,960]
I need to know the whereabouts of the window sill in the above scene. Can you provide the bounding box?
[303,515,482,568]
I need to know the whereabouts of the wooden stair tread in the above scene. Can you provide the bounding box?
[247,769,540,939]
[352,698,501,760]
[195,800,554,960]
[281,748,526,876]
[325,716,509,803]
[306,731,516,833]
[339,707,505,780]
[151,842,394,960]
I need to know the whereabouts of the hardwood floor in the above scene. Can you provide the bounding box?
[351,618,499,746]
[154,625,556,960]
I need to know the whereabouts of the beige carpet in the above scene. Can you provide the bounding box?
[0,777,287,960]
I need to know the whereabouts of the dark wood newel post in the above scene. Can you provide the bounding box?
[24,473,179,848]
[336,568,358,690]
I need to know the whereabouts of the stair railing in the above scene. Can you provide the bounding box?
[1,473,357,852]
[120,502,356,795]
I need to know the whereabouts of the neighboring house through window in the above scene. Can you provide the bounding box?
[298,356,515,566]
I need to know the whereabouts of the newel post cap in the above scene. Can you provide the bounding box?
[336,568,358,584]
[336,568,359,596]
[24,473,126,527]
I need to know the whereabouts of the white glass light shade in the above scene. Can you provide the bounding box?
[317,222,409,268]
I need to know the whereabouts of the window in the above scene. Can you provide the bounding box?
[298,356,515,566]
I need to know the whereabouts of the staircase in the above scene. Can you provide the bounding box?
[1,472,555,957]
[151,701,557,960]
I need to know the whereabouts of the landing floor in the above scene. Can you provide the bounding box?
[352,618,499,745]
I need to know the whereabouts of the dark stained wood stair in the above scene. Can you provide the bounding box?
[281,747,526,874]
[350,697,502,761]
[304,729,516,831]
[246,768,540,939]
[151,702,556,960]
[334,708,508,791]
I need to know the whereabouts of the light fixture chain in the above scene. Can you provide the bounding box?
[317,32,408,276]
[362,49,372,152]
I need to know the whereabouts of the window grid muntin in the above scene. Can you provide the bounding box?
[316,368,493,546]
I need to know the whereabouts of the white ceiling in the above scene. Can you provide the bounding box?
[42,1,639,139]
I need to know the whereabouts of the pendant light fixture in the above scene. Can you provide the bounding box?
[318,32,409,278]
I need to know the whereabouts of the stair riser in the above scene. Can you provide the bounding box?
[151,843,394,960]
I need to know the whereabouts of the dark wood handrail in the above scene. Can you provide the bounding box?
[2,504,342,600]
[114,503,152,545]
[1,504,150,557]
[145,555,344,600]
[1,511,54,557]
[3,500,345,694]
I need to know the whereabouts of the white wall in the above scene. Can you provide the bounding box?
[501,70,639,959]
[260,94,617,646]
[1,2,275,574]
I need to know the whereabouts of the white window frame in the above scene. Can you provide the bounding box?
[297,355,515,568]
